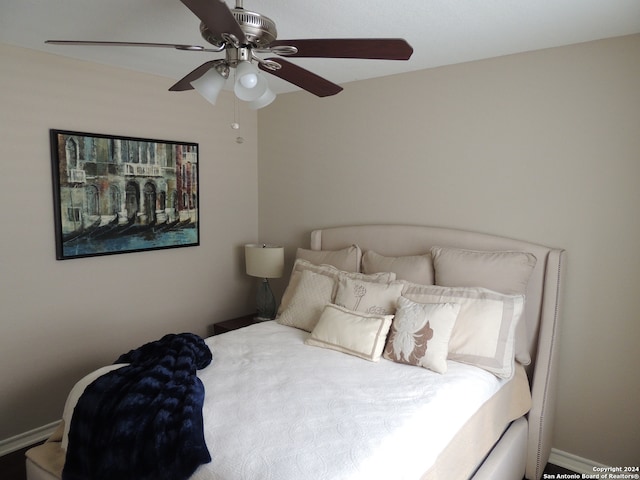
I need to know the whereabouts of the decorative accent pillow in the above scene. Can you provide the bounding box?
[277,269,335,332]
[383,297,460,374]
[362,250,434,285]
[278,259,396,315]
[296,245,362,272]
[430,246,536,366]
[305,304,393,362]
[402,283,524,378]
[335,277,404,315]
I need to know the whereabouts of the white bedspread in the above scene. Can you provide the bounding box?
[192,321,509,480]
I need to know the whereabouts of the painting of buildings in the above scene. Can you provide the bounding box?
[51,130,199,259]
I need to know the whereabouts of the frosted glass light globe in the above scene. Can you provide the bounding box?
[240,73,258,89]
[234,61,268,101]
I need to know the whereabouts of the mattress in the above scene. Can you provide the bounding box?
[194,321,530,480]
[27,321,531,480]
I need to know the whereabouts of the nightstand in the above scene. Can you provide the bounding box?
[213,313,261,335]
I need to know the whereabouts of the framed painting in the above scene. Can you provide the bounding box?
[50,129,199,260]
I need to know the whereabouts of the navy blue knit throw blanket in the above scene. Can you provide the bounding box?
[62,333,212,480]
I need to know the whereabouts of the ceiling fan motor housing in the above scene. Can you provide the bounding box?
[200,8,277,48]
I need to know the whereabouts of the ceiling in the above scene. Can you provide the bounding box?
[2,0,639,95]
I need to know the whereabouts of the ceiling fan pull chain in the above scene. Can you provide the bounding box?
[232,94,244,144]
[231,90,241,131]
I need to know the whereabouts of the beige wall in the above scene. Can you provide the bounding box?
[0,44,258,440]
[2,34,639,466]
[258,35,640,466]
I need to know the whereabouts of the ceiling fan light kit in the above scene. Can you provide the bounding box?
[45,0,413,110]
[248,88,276,110]
[190,62,228,105]
[233,60,267,101]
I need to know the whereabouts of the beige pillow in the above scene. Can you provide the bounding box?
[277,269,335,332]
[335,277,404,315]
[362,250,434,285]
[305,304,393,362]
[296,245,362,272]
[278,259,396,315]
[431,246,536,366]
[431,246,536,295]
[402,283,524,379]
[383,297,460,374]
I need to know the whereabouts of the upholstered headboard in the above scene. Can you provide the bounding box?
[310,224,565,480]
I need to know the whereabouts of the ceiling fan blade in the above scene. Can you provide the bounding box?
[180,0,246,45]
[268,38,413,60]
[45,40,221,52]
[169,61,221,91]
[259,58,343,98]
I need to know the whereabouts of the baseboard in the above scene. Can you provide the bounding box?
[0,421,61,457]
[549,448,610,475]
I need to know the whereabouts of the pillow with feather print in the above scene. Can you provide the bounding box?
[383,297,460,374]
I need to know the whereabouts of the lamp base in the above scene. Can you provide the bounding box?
[256,278,277,321]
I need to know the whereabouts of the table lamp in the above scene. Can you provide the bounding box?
[245,244,284,320]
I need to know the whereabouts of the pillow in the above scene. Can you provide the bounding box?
[335,276,404,315]
[362,250,434,285]
[277,269,335,332]
[296,245,361,272]
[278,259,396,315]
[305,304,393,362]
[383,298,460,374]
[402,284,524,378]
[430,246,536,295]
[431,246,536,366]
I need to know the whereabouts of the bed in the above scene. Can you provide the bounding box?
[26,224,565,480]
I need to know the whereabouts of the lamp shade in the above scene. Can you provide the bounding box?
[245,244,284,278]
[191,66,226,105]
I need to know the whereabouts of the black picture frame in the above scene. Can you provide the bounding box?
[50,129,199,260]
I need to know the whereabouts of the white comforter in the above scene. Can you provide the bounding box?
[193,321,509,480]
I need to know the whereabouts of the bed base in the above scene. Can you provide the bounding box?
[27,460,56,480]
[24,421,528,480]
[471,417,528,480]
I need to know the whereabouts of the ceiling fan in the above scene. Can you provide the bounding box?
[46,0,413,109]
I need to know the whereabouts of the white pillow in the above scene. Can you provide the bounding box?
[335,276,404,315]
[431,246,536,366]
[305,304,393,362]
[402,284,524,378]
[278,259,396,315]
[383,298,460,374]
[296,245,361,272]
[277,269,335,332]
[362,250,434,285]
